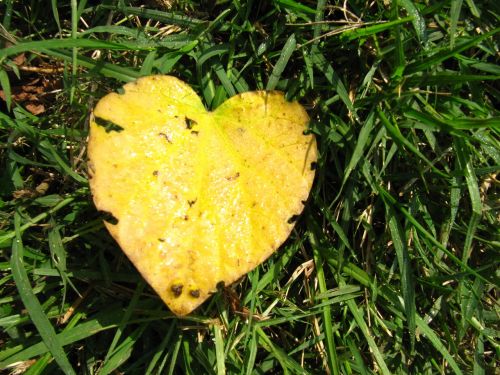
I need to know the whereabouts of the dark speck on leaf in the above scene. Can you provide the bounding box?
[188,199,197,207]
[185,117,197,129]
[171,284,183,297]
[94,117,124,133]
[310,161,318,171]
[189,289,200,298]
[226,172,240,181]
[191,130,199,136]
[153,170,159,176]
[158,238,165,242]
[158,132,172,143]
[99,211,119,225]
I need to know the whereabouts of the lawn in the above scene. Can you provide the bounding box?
[0,1,499,374]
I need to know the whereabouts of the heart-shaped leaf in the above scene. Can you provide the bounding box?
[88,76,317,315]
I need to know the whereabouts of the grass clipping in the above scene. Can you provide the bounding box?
[88,76,317,315]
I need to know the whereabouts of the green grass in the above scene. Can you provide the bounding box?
[1,0,499,373]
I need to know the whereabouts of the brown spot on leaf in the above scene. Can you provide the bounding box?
[189,289,200,298]
[226,172,240,181]
[185,117,197,129]
[171,284,183,297]
[158,132,172,143]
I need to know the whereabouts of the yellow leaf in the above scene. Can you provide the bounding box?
[88,76,317,315]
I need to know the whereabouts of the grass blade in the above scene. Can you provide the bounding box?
[38,140,87,184]
[398,0,427,43]
[106,4,204,28]
[405,28,500,74]
[405,109,500,132]
[274,0,316,15]
[70,0,78,103]
[0,38,147,60]
[0,69,12,111]
[0,196,74,249]
[145,323,176,374]
[42,49,140,81]
[308,219,340,375]
[10,212,76,375]
[2,0,13,30]
[377,186,490,285]
[313,0,327,39]
[340,109,375,190]
[244,327,258,375]
[345,298,391,375]
[450,0,463,48]
[266,34,296,91]
[255,326,309,374]
[416,315,463,375]
[50,0,61,34]
[473,333,485,375]
[213,323,226,375]
[101,282,145,374]
[340,17,412,41]
[454,137,482,266]
[378,108,449,177]
[140,51,157,76]
[405,73,500,86]
[310,45,356,117]
[213,60,236,98]
[385,204,416,352]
